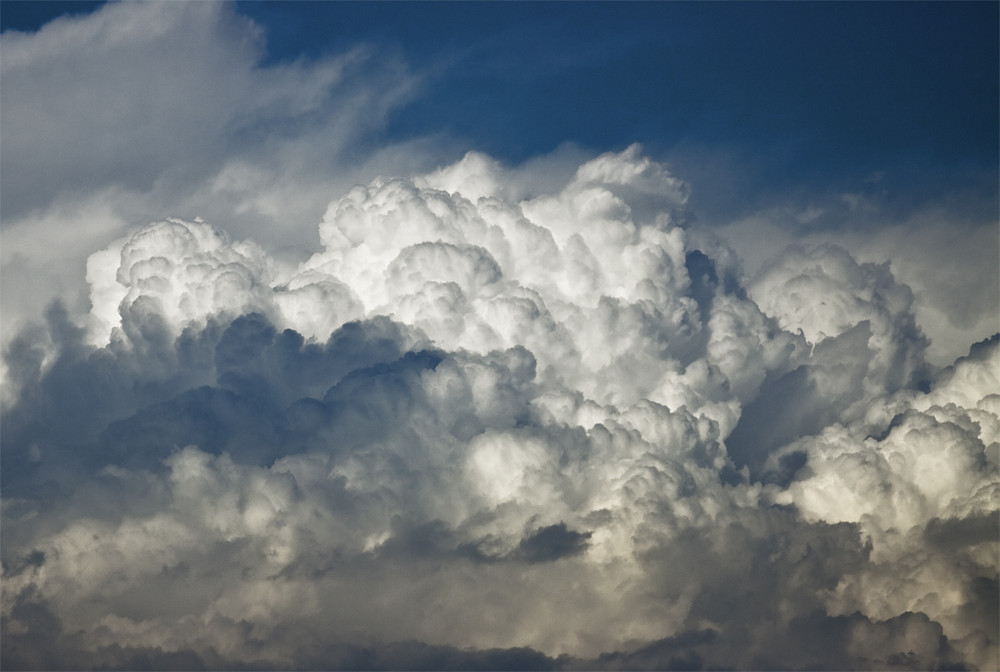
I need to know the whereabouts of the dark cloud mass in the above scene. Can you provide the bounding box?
[1,3,997,671]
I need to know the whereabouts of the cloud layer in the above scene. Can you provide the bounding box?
[2,146,997,670]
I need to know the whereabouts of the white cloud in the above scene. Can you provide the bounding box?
[749,243,930,402]
[717,196,999,368]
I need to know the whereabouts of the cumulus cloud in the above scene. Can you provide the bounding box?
[2,141,996,671]
[765,336,1000,670]
[713,189,1000,368]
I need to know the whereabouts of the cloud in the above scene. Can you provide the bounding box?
[1,9,997,666]
[0,0,425,351]
[2,138,996,671]
[513,522,592,564]
[762,335,1000,670]
[713,185,999,368]
[724,243,937,477]
[0,2,406,223]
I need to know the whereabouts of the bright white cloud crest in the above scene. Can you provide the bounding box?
[3,144,997,671]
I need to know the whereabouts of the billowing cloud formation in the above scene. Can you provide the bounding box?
[2,147,997,671]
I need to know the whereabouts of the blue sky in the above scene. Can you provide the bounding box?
[246,2,999,159]
[4,0,996,221]
[1,3,998,670]
[238,2,995,221]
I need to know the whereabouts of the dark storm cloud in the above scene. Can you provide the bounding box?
[513,523,592,564]
[1,309,424,486]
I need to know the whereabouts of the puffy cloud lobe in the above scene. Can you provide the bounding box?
[724,244,938,478]
[299,145,729,418]
[750,243,931,395]
[765,335,1000,670]
[2,148,997,670]
[88,218,277,344]
[79,146,729,417]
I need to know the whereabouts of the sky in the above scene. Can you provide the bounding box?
[0,2,997,670]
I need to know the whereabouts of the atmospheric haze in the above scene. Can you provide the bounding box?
[1,2,997,671]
